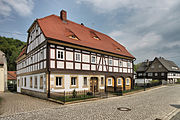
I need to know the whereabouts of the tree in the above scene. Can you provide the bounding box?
[0,36,26,71]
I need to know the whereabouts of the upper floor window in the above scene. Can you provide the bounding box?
[75,53,81,62]
[155,73,158,76]
[127,62,131,68]
[91,56,96,63]
[161,73,165,76]
[109,59,112,66]
[40,51,44,60]
[159,65,162,68]
[57,50,64,60]
[138,73,143,76]
[119,61,123,67]
[148,73,153,76]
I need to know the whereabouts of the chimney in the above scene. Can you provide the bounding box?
[60,10,67,22]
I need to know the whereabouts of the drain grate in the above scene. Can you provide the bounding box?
[117,107,131,111]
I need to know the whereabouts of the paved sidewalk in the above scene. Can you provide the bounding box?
[0,92,60,116]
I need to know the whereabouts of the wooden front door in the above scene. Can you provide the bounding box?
[90,77,98,93]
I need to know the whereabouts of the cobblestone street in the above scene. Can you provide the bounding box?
[0,92,60,116]
[0,85,180,120]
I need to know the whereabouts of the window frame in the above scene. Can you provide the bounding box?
[117,78,122,85]
[75,53,81,62]
[71,77,77,86]
[56,77,62,87]
[83,77,87,86]
[91,55,96,63]
[101,77,104,85]
[107,78,112,86]
[40,76,43,89]
[126,78,130,85]
[109,59,112,66]
[56,49,64,60]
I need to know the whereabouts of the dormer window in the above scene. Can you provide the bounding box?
[93,36,100,40]
[69,35,79,40]
[116,48,121,51]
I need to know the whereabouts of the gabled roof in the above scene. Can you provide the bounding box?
[8,71,16,80]
[157,57,180,72]
[37,14,135,59]
[136,61,153,72]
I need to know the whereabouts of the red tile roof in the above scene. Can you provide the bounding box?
[37,15,135,59]
[17,46,26,59]
[8,71,16,80]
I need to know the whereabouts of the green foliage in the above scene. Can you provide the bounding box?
[150,80,160,86]
[72,89,77,98]
[134,63,142,72]
[0,36,26,71]
[176,78,180,83]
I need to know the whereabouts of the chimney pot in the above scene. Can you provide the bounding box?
[60,10,67,21]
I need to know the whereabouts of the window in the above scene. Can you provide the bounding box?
[83,77,87,86]
[24,77,26,87]
[138,73,143,76]
[151,65,154,68]
[91,56,96,63]
[148,73,153,76]
[109,59,112,65]
[30,77,33,88]
[18,79,20,87]
[107,78,112,86]
[117,78,122,85]
[40,76,43,89]
[75,53,81,61]
[56,77,62,86]
[34,76,37,88]
[159,65,162,68]
[101,77,104,85]
[126,78,130,85]
[40,51,44,60]
[155,73,158,76]
[71,77,77,86]
[127,62,131,68]
[119,61,123,67]
[161,73,165,76]
[21,78,23,87]
[57,50,64,60]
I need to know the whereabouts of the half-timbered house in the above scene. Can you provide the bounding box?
[16,10,135,98]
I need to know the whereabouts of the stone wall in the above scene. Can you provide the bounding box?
[21,88,47,99]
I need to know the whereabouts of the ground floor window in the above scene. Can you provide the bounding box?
[56,77,62,86]
[18,79,20,87]
[71,77,77,86]
[40,76,43,89]
[126,78,130,85]
[83,77,87,86]
[34,76,37,88]
[107,78,112,86]
[117,78,122,85]
[101,77,104,85]
[24,77,26,87]
[30,77,33,88]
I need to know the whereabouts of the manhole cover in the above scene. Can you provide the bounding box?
[117,107,131,111]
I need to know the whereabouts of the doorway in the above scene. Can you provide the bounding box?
[90,77,98,93]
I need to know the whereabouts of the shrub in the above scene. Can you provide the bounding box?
[87,92,93,96]
[72,89,77,98]
[176,78,180,84]
[150,80,160,86]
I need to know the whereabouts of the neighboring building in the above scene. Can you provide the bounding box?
[136,57,180,84]
[0,50,7,92]
[16,10,135,98]
[7,71,17,91]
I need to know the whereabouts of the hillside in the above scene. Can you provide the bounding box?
[0,36,26,71]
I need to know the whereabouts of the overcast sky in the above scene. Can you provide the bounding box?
[0,0,180,66]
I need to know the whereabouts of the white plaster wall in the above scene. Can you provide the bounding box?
[103,66,107,71]
[82,64,90,70]
[75,63,81,69]
[123,61,127,67]
[50,60,55,68]
[66,62,73,69]
[119,68,123,72]
[123,68,127,73]
[114,60,118,66]
[50,49,55,59]
[17,73,46,93]
[109,67,112,72]
[66,51,73,61]
[114,67,118,72]
[82,54,90,63]
[57,61,64,68]
[91,65,96,71]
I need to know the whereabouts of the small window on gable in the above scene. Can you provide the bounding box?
[93,36,100,40]
[116,48,121,51]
